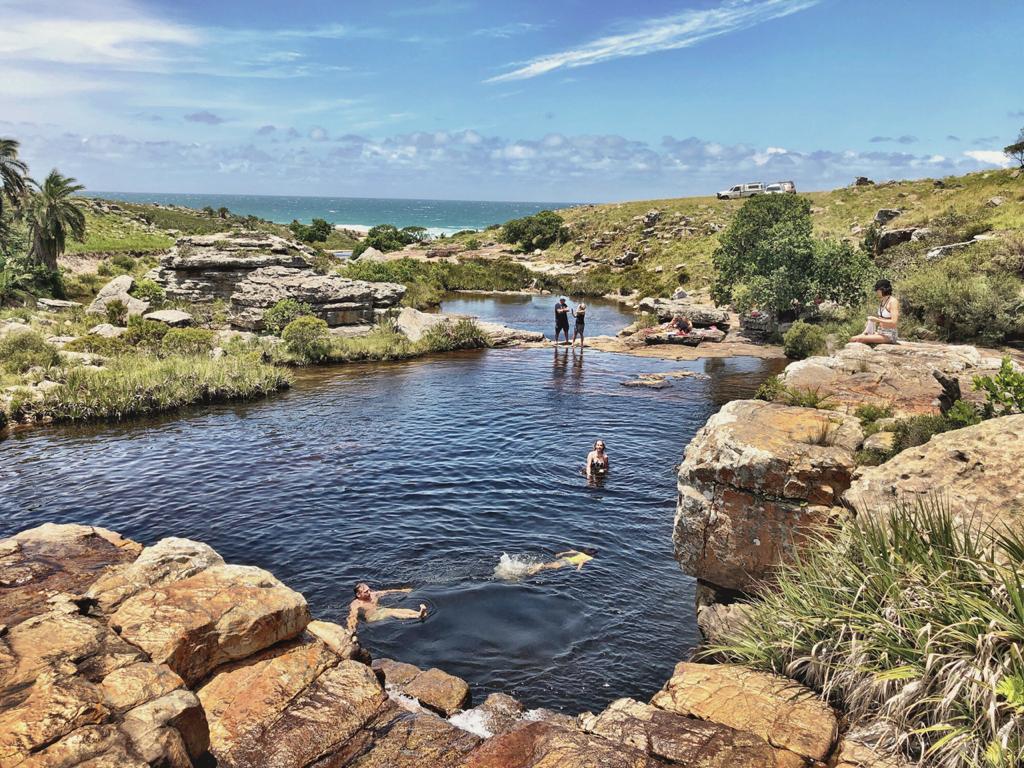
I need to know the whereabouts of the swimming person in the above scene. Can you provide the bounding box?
[346,582,427,630]
[526,548,596,575]
[554,297,571,345]
[572,302,587,348]
[585,439,609,479]
[850,279,900,345]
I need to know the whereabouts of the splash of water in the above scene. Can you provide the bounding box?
[448,708,494,738]
[493,553,537,581]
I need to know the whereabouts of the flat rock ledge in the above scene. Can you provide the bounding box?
[1,521,858,767]
[395,307,544,348]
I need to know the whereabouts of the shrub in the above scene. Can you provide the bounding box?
[64,334,130,356]
[464,238,481,250]
[754,375,782,402]
[121,318,169,351]
[0,330,61,373]
[891,413,951,453]
[779,386,835,409]
[500,211,568,252]
[323,324,412,363]
[288,218,333,243]
[418,318,490,353]
[161,328,215,357]
[105,299,128,326]
[263,299,314,335]
[351,224,422,257]
[97,253,136,276]
[709,499,1024,768]
[974,356,1024,416]
[854,403,894,425]
[131,279,165,305]
[281,316,330,362]
[783,321,827,360]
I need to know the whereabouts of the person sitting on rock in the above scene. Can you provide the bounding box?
[347,582,427,630]
[850,279,900,345]
[669,314,693,335]
[526,548,597,575]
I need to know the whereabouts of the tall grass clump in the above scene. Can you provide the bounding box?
[709,499,1024,768]
[417,318,490,353]
[323,323,413,363]
[33,354,291,422]
[0,329,61,373]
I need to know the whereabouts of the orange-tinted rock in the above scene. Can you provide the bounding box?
[372,658,472,716]
[845,414,1024,530]
[372,657,421,687]
[675,400,861,591]
[121,688,209,765]
[0,524,140,628]
[15,725,148,768]
[110,563,310,685]
[100,662,187,713]
[651,663,837,764]
[465,721,663,768]
[306,619,363,660]
[831,733,910,768]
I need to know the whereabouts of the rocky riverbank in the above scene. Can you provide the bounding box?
[2,521,893,767]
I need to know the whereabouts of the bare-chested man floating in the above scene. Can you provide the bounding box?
[347,582,428,630]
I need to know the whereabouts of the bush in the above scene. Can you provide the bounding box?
[263,298,314,335]
[974,356,1024,416]
[322,324,412,363]
[64,334,130,356]
[121,318,169,351]
[161,328,215,357]
[281,316,330,362]
[131,279,165,305]
[500,211,568,252]
[417,319,490,353]
[0,330,61,373]
[754,375,782,402]
[783,321,827,360]
[351,224,424,257]
[464,238,481,250]
[709,499,1024,768]
[288,218,333,243]
[97,253,136,276]
[854,403,894,425]
[891,413,951,453]
[105,299,128,326]
[779,386,835,409]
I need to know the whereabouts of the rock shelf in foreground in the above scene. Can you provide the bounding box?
[1,521,856,767]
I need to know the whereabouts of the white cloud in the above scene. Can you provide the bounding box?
[486,0,819,83]
[964,150,1012,168]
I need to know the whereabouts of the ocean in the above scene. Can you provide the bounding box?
[86,191,577,235]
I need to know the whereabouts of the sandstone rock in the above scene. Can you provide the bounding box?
[987,195,1006,207]
[110,564,310,685]
[675,400,861,591]
[466,721,663,768]
[306,619,362,660]
[197,636,386,768]
[831,730,910,768]
[0,524,140,628]
[581,697,777,768]
[403,667,472,716]
[333,705,481,768]
[99,662,188,712]
[778,341,1005,416]
[845,414,1024,529]
[926,239,976,261]
[14,725,149,768]
[875,227,916,253]
[88,323,127,338]
[468,692,525,737]
[229,265,405,330]
[394,307,541,347]
[36,298,80,311]
[87,537,225,612]
[373,657,422,687]
[861,431,895,453]
[121,688,209,765]
[142,309,193,327]
[87,275,149,317]
[695,601,751,644]
[651,662,837,764]
[357,246,386,261]
[873,208,902,225]
[636,297,730,329]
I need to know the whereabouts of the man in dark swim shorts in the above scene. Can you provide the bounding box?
[554,297,571,344]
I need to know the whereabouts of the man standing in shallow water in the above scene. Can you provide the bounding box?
[347,582,427,630]
[554,297,571,344]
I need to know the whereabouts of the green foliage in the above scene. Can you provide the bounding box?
[97,253,137,276]
[782,320,827,360]
[63,334,130,356]
[417,318,490,353]
[891,413,952,453]
[401,281,444,309]
[161,328,215,357]
[708,499,1024,768]
[464,238,481,250]
[854,403,894,425]
[779,386,835,409]
[121,317,169,352]
[281,316,330,362]
[105,299,128,326]
[288,217,333,243]
[945,399,984,428]
[351,224,426,257]
[973,356,1024,416]
[1005,128,1024,169]
[500,210,567,252]
[263,298,314,335]
[130,279,166,306]
[0,329,60,373]
[809,238,876,307]
[754,375,782,402]
[24,170,87,271]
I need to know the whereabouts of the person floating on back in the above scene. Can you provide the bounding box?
[850,279,900,345]
[347,582,427,630]
[585,439,609,479]
[572,302,587,349]
[526,548,596,575]
[554,297,571,345]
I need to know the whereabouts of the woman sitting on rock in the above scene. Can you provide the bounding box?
[850,279,900,345]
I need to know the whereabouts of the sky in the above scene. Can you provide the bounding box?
[1,0,1021,202]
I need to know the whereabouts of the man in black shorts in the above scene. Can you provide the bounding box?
[554,297,571,344]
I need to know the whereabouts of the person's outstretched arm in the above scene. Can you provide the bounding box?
[346,602,361,631]
[376,587,413,596]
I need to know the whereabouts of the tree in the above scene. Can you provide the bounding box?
[202,206,215,216]
[499,210,567,251]
[25,170,86,272]
[217,206,230,219]
[0,138,28,219]
[1005,127,1024,169]
[288,217,332,243]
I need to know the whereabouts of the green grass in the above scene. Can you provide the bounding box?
[66,210,174,254]
[709,498,1024,768]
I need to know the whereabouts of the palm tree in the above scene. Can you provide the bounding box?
[0,138,29,218]
[25,170,86,272]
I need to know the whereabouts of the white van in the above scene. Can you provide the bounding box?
[716,182,765,200]
[765,180,797,194]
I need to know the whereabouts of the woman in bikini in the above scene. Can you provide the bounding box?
[571,302,587,349]
[526,548,596,575]
[850,279,900,345]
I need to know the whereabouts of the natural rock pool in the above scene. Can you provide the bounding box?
[0,295,782,713]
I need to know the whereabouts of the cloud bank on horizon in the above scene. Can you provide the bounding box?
[0,0,1019,200]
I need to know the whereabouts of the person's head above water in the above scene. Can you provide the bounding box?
[594,439,606,453]
[353,582,371,600]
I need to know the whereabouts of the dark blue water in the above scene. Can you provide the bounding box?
[85,191,574,235]
[0,300,782,712]
[440,293,627,340]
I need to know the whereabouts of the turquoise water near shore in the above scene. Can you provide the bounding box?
[86,191,576,234]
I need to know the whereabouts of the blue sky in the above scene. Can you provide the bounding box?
[1,0,1020,201]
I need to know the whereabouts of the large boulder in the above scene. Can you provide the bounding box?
[149,232,312,303]
[466,721,664,768]
[845,414,1024,529]
[875,227,916,252]
[394,307,542,347]
[109,564,311,685]
[650,663,838,766]
[636,297,730,329]
[87,275,149,318]
[675,399,862,592]
[778,341,1008,416]
[372,658,470,716]
[142,309,193,327]
[333,706,481,767]
[229,266,405,331]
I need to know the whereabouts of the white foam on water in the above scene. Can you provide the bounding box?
[493,553,536,581]
[448,708,493,738]
[386,686,423,713]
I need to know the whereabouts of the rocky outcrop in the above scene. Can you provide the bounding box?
[394,307,544,347]
[874,227,916,253]
[87,275,149,318]
[373,658,471,716]
[229,266,405,331]
[142,309,193,327]
[675,399,862,592]
[778,341,1006,416]
[636,297,730,329]
[845,414,1024,528]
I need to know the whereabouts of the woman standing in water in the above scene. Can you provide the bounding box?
[572,302,587,349]
[585,439,609,479]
